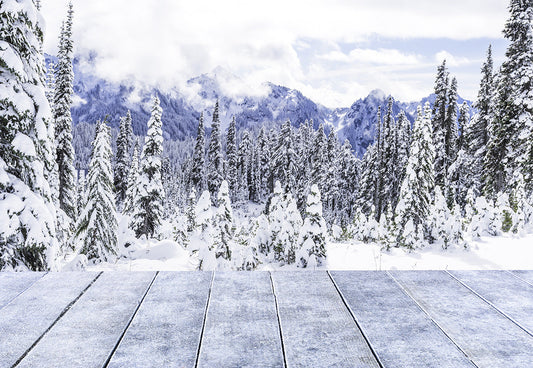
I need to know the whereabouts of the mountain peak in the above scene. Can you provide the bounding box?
[368,89,387,100]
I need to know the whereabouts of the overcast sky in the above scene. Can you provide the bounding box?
[41,0,510,107]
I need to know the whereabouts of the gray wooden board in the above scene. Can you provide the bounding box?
[511,270,533,286]
[16,272,155,368]
[107,272,212,368]
[0,272,45,309]
[197,272,284,368]
[390,270,533,368]
[271,271,380,368]
[0,272,98,367]
[449,270,533,334]
[330,271,474,368]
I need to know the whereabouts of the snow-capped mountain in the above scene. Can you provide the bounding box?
[45,53,471,157]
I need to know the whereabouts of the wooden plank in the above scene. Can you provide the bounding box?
[390,270,533,367]
[0,272,45,309]
[449,270,533,334]
[16,272,155,368]
[331,271,475,368]
[272,271,380,368]
[107,272,212,368]
[197,272,284,367]
[0,272,99,367]
[511,270,533,286]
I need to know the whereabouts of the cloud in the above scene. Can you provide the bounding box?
[435,50,472,67]
[39,0,508,107]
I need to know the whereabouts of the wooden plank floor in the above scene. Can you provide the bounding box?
[0,270,532,368]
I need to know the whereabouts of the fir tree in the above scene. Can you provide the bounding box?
[237,129,253,201]
[0,0,58,270]
[76,120,117,264]
[310,123,327,195]
[190,113,206,192]
[190,190,216,270]
[273,121,297,193]
[395,104,435,248]
[214,180,235,263]
[296,184,327,268]
[186,187,196,233]
[485,0,533,195]
[123,142,139,215]
[114,110,133,207]
[131,96,165,238]
[54,2,76,221]
[225,116,238,201]
[256,126,271,200]
[207,101,224,197]
[338,140,359,224]
[471,46,494,190]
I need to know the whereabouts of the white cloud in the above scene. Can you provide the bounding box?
[39,0,508,107]
[435,50,472,67]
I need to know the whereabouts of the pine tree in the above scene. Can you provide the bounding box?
[485,0,533,195]
[0,0,58,270]
[268,181,302,264]
[131,96,165,239]
[207,101,224,197]
[186,187,196,233]
[274,121,297,193]
[310,123,327,194]
[446,77,459,165]
[238,129,253,201]
[214,180,234,263]
[190,190,216,270]
[470,46,494,191]
[395,104,435,248]
[296,184,327,268]
[325,130,340,219]
[190,113,206,192]
[225,116,238,201]
[76,120,117,264]
[338,140,359,225]
[256,126,271,200]
[114,111,133,207]
[54,2,76,221]
[123,142,139,215]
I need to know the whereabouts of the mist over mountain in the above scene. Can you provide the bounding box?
[47,53,472,157]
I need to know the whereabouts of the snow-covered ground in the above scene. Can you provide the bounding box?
[83,233,533,272]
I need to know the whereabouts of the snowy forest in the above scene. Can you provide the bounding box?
[1,0,533,272]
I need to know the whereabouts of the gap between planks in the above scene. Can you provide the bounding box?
[385,271,480,368]
[101,271,160,368]
[444,270,533,338]
[326,271,385,368]
[11,272,103,368]
[194,271,215,368]
[0,272,48,313]
[268,272,288,368]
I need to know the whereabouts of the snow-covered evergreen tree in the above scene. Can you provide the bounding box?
[190,190,216,270]
[190,112,206,192]
[114,110,133,207]
[268,181,302,264]
[237,129,253,201]
[207,101,224,197]
[296,185,327,268]
[0,0,58,270]
[255,126,271,200]
[54,2,76,221]
[470,46,494,193]
[186,187,196,233]
[123,142,139,215]
[310,123,327,196]
[427,186,464,249]
[214,180,234,264]
[225,116,238,201]
[274,121,297,194]
[337,139,359,225]
[75,121,117,264]
[395,104,435,249]
[485,0,533,196]
[131,96,165,238]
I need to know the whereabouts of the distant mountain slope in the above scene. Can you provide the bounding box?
[45,53,472,157]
